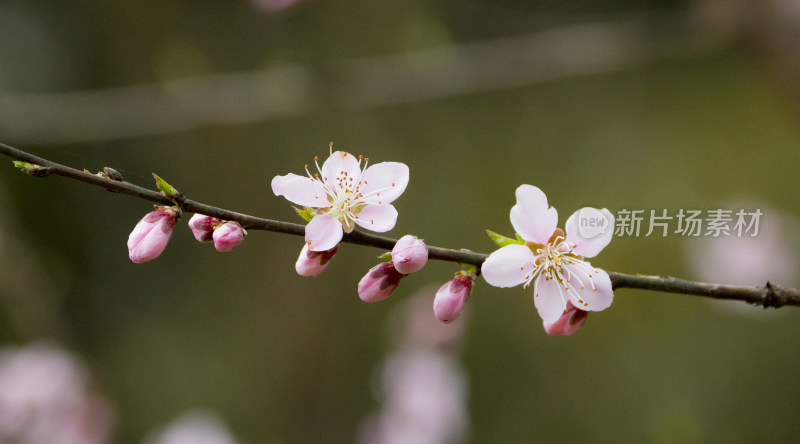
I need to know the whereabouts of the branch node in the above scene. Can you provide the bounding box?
[763,281,780,309]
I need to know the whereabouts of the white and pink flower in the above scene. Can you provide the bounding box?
[272,149,409,252]
[481,185,615,325]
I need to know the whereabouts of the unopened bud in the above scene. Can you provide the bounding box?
[295,243,338,276]
[212,222,246,252]
[188,214,220,243]
[127,206,180,263]
[357,262,404,303]
[542,301,587,336]
[433,272,474,323]
[391,235,428,274]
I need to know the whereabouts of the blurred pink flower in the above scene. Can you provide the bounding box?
[212,222,246,252]
[432,272,474,324]
[358,262,404,303]
[542,300,588,336]
[128,206,180,263]
[295,243,338,276]
[360,351,469,444]
[687,206,799,288]
[359,290,470,444]
[391,235,428,274]
[482,185,614,324]
[249,0,304,13]
[0,343,115,444]
[145,411,238,444]
[272,149,409,251]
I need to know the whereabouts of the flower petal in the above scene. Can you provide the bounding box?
[321,151,362,194]
[359,162,409,205]
[305,214,343,251]
[271,173,329,208]
[533,275,568,324]
[510,185,558,244]
[128,211,176,263]
[565,207,615,258]
[481,244,535,288]
[354,203,398,232]
[565,265,614,312]
[542,300,588,336]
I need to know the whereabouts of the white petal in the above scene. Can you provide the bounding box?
[354,203,398,232]
[565,208,615,258]
[510,184,558,244]
[271,173,329,208]
[481,244,535,288]
[533,276,569,324]
[321,151,361,194]
[359,162,409,204]
[565,265,614,312]
[305,214,343,251]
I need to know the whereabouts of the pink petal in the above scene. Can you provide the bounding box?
[321,151,362,194]
[358,262,403,303]
[565,208,615,258]
[188,214,219,242]
[271,173,329,208]
[127,210,177,263]
[564,265,614,312]
[481,244,535,288]
[433,275,473,323]
[510,184,558,244]
[533,275,568,324]
[213,222,245,252]
[295,243,338,276]
[354,204,398,232]
[391,234,428,274]
[542,300,588,336]
[359,162,409,205]
[305,214,343,251]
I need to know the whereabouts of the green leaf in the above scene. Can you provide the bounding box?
[152,173,179,198]
[293,206,316,222]
[12,161,46,176]
[486,229,525,248]
[378,251,393,262]
[459,263,478,274]
[515,232,525,242]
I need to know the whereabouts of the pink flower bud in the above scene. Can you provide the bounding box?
[188,214,220,242]
[433,272,474,323]
[295,243,338,276]
[127,207,180,263]
[212,222,246,252]
[358,262,404,303]
[391,235,428,274]
[542,301,588,336]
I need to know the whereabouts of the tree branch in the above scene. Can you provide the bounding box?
[2,141,798,308]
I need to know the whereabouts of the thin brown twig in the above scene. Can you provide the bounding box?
[2,141,798,308]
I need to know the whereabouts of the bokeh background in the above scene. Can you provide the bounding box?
[1,0,799,442]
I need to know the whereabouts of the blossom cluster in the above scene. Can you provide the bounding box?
[127,205,247,263]
[126,146,617,335]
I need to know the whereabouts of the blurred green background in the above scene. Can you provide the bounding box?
[1,0,799,442]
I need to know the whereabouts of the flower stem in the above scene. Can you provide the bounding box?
[2,141,798,308]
